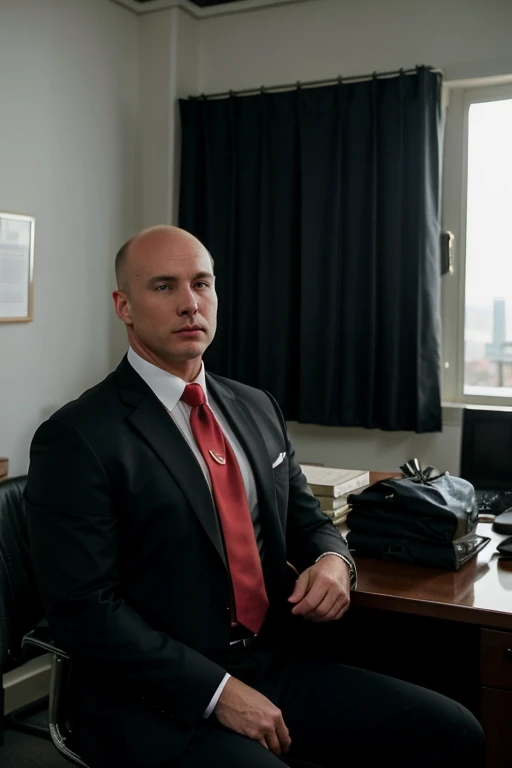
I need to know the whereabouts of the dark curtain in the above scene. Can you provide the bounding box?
[179,67,444,432]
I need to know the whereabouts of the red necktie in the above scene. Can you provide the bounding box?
[181,383,269,634]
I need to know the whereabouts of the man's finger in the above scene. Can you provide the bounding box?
[275,717,291,754]
[335,595,351,619]
[287,572,309,604]
[302,586,340,618]
[334,605,349,620]
[291,580,328,615]
[316,594,348,622]
[264,728,282,756]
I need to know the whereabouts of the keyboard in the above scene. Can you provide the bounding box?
[475,489,512,515]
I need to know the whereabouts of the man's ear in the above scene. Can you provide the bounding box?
[112,290,133,325]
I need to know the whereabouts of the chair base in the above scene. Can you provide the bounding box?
[5,695,51,741]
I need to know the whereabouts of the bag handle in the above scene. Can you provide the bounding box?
[399,458,445,484]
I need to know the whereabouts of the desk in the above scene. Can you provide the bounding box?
[345,523,512,768]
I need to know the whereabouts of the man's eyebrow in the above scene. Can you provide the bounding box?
[147,271,214,286]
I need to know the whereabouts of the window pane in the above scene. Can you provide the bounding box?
[464,98,512,396]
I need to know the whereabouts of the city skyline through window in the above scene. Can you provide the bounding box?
[464,97,512,396]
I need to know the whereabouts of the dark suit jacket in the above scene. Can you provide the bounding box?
[25,356,351,767]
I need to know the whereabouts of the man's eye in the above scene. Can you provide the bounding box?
[155,284,170,292]
[195,281,209,289]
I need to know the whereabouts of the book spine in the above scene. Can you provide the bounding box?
[333,472,370,498]
[318,497,347,512]
[323,505,349,519]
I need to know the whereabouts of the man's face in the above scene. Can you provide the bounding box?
[113,231,217,375]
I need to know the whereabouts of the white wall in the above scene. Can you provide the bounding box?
[139,8,199,228]
[173,9,200,222]
[198,0,512,94]
[139,9,173,227]
[288,416,463,477]
[0,0,139,476]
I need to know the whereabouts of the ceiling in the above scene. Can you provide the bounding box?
[112,0,307,15]
[134,0,243,5]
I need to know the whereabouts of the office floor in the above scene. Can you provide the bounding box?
[2,728,69,768]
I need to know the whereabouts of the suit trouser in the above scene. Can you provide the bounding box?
[172,648,485,768]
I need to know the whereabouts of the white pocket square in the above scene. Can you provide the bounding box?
[272,452,286,469]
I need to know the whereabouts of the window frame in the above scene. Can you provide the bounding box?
[442,81,512,408]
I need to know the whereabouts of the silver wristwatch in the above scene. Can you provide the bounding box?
[315,551,358,590]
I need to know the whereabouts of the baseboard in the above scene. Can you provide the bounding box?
[3,655,51,714]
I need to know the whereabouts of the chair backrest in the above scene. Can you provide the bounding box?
[0,475,43,674]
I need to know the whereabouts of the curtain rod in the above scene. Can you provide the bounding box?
[190,65,444,100]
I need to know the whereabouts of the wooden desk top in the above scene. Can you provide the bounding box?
[351,523,512,631]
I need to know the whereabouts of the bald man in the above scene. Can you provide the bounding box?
[25,227,484,768]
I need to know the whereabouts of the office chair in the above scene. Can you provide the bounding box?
[0,475,48,745]
[1,474,321,768]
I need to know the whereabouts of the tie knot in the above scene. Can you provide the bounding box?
[181,383,206,408]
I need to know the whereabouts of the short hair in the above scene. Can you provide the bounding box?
[115,239,131,292]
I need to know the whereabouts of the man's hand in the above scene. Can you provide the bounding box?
[287,555,351,621]
[214,677,291,756]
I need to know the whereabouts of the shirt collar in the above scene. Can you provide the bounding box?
[127,347,208,412]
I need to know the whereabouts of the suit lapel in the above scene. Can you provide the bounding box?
[206,374,287,589]
[206,374,277,514]
[115,358,227,569]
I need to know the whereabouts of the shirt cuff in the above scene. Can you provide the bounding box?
[203,673,231,718]
[315,551,357,590]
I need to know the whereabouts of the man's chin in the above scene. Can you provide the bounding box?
[169,340,208,360]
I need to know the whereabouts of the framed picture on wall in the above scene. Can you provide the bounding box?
[0,212,35,323]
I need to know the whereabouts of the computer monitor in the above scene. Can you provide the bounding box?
[460,408,512,491]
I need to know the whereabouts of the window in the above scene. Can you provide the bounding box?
[442,82,512,406]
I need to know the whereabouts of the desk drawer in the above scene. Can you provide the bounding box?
[481,629,512,690]
[481,688,512,768]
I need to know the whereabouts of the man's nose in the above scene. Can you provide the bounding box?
[177,287,199,316]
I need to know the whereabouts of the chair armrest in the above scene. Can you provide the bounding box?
[23,627,70,660]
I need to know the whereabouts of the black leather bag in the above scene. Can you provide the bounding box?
[346,460,490,570]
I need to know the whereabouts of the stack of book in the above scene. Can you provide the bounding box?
[301,464,370,527]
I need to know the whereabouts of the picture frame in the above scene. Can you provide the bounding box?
[0,212,35,323]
